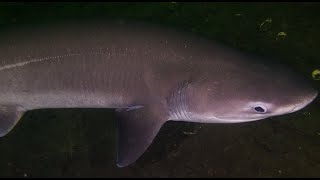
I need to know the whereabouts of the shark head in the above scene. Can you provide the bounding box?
[168,52,318,124]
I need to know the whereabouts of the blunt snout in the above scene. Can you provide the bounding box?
[291,89,318,113]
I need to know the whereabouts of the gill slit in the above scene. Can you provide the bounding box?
[167,81,191,121]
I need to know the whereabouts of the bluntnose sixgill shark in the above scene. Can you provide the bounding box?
[0,20,317,167]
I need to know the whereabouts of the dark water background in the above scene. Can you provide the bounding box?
[0,2,319,177]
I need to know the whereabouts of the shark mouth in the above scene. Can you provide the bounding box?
[211,117,268,123]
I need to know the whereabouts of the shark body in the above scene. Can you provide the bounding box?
[0,20,317,167]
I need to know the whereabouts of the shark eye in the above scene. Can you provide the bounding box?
[254,105,267,113]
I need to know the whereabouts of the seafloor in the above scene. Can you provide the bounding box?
[0,2,319,178]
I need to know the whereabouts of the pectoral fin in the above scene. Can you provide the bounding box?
[0,105,25,137]
[115,104,167,167]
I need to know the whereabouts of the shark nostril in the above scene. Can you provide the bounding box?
[292,105,301,112]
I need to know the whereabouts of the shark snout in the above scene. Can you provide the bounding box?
[291,89,318,113]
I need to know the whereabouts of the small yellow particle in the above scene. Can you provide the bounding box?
[277,32,287,36]
[312,69,320,80]
[276,32,287,40]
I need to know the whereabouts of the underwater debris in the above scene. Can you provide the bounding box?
[259,18,272,32]
[276,32,287,40]
[311,69,320,80]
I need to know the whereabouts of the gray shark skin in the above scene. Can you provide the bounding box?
[0,20,317,167]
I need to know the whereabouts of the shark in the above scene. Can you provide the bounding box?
[0,19,317,167]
